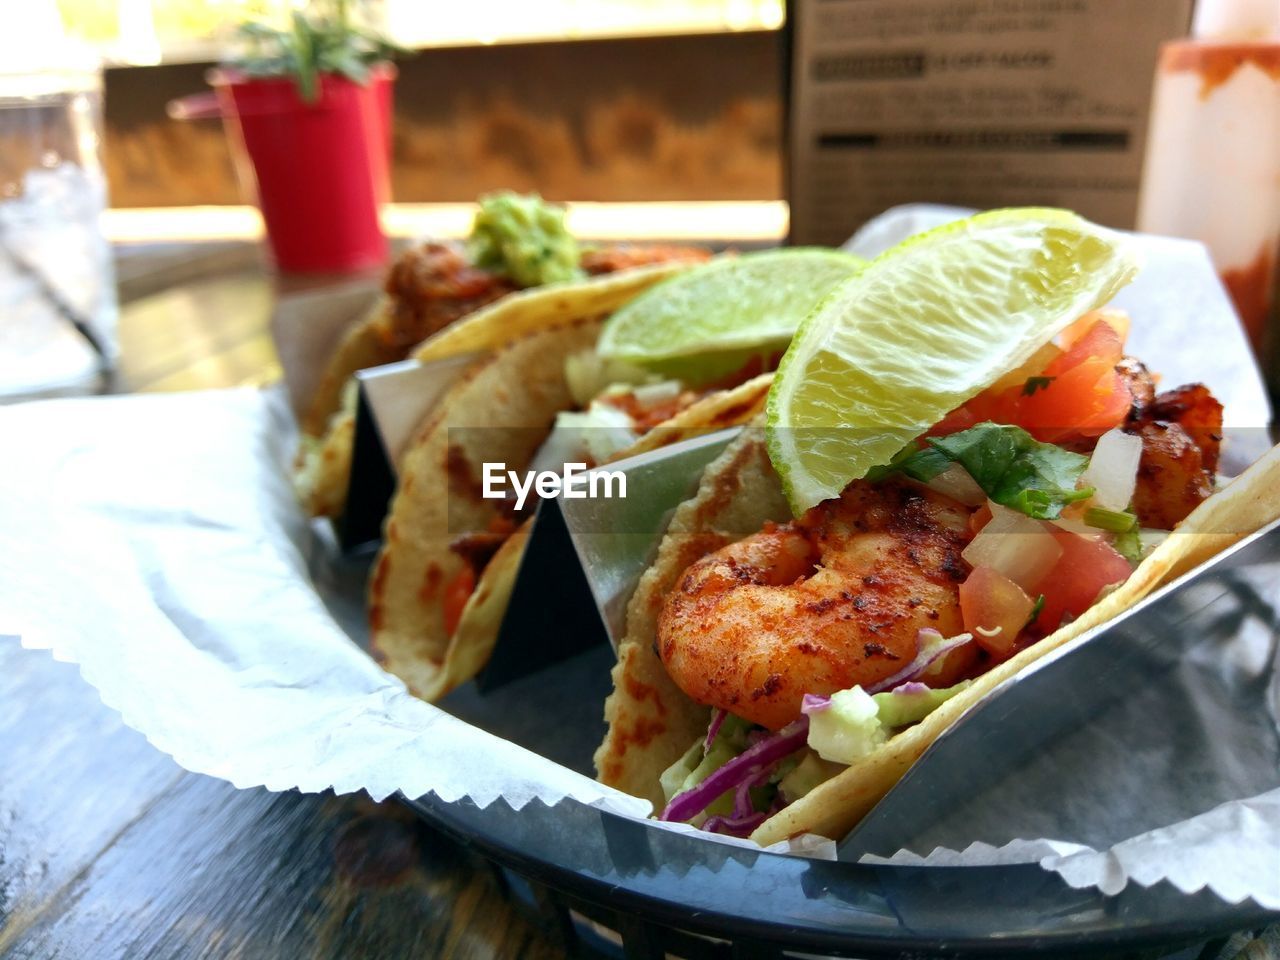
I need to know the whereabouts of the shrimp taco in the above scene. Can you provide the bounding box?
[294,191,710,518]
[367,247,867,701]
[594,208,1280,845]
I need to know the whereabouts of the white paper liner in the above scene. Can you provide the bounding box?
[1049,789,1280,906]
[862,789,1280,908]
[7,381,1278,907]
[0,388,645,820]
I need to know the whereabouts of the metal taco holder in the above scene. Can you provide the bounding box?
[841,515,1280,863]
[340,353,485,553]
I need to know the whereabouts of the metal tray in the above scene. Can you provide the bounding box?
[405,788,1275,958]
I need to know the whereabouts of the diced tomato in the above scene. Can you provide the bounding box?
[441,566,477,637]
[929,319,1132,443]
[1028,528,1133,634]
[1009,320,1129,442]
[928,404,981,437]
[1058,308,1130,349]
[959,565,1036,660]
[1046,317,1124,375]
[1014,362,1130,443]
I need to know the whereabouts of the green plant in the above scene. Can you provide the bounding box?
[231,0,405,102]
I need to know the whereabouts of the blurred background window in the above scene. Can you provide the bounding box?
[58,0,785,64]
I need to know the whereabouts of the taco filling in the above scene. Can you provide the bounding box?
[439,348,783,635]
[312,190,710,428]
[296,193,711,518]
[370,245,869,703]
[379,236,714,356]
[652,310,1224,836]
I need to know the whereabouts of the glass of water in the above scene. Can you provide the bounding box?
[0,63,117,400]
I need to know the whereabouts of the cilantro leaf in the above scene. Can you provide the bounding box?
[928,423,1093,519]
[864,446,912,483]
[1026,594,1046,628]
[1113,524,1143,566]
[864,443,949,483]
[874,422,1093,520]
[896,446,952,483]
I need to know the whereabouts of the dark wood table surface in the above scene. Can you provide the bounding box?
[0,241,567,960]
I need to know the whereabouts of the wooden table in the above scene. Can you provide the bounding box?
[0,241,566,959]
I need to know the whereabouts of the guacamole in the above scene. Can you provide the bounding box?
[467,192,583,287]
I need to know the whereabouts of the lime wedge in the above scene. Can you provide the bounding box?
[765,208,1141,514]
[596,249,865,381]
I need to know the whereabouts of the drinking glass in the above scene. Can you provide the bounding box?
[0,65,117,399]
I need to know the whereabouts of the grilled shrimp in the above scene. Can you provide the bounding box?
[658,480,975,731]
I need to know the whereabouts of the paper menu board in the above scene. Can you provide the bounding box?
[787,0,1193,246]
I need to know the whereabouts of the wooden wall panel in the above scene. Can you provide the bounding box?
[103,31,784,208]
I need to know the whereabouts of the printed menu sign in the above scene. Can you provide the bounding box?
[788,0,1193,245]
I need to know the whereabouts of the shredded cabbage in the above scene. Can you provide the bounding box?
[804,687,886,764]
[804,679,973,764]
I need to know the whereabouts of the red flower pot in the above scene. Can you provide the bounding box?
[209,65,394,274]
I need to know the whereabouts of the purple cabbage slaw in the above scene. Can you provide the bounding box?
[703,708,727,753]
[702,810,772,835]
[658,718,809,826]
[662,628,974,835]
[884,680,932,696]
[871,628,972,693]
[703,765,779,835]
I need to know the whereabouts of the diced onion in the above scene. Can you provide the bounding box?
[961,504,1063,592]
[564,350,654,407]
[527,405,638,475]
[924,463,987,507]
[629,380,683,406]
[1081,428,1143,512]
